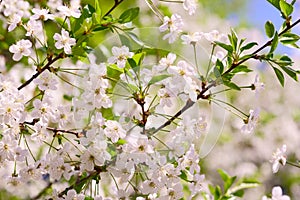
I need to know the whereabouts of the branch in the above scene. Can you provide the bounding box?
[17,53,65,90]
[104,0,125,17]
[150,81,216,135]
[46,127,84,138]
[223,18,300,75]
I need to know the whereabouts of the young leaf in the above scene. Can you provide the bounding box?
[148,74,171,85]
[215,41,233,53]
[223,81,241,90]
[229,29,238,51]
[273,67,285,86]
[231,65,252,73]
[279,0,293,18]
[269,31,278,54]
[119,7,140,24]
[215,59,224,75]
[279,33,300,48]
[240,42,258,52]
[267,0,280,10]
[265,21,275,38]
[94,0,102,15]
[280,66,298,81]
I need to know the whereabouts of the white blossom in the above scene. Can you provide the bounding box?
[183,0,197,15]
[9,39,32,61]
[262,186,290,200]
[241,108,260,134]
[53,29,76,54]
[108,46,134,68]
[159,14,184,43]
[270,144,287,173]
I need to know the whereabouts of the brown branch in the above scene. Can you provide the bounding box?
[150,81,216,135]
[223,18,300,75]
[104,0,125,17]
[46,127,84,138]
[17,53,65,90]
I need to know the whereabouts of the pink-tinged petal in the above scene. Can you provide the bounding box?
[12,53,22,61]
[55,41,64,49]
[53,33,61,41]
[61,29,69,38]
[9,45,18,54]
[69,38,76,46]
[64,45,72,54]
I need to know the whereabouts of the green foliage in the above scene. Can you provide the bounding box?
[265,21,275,38]
[267,0,294,19]
[273,67,285,86]
[119,7,140,23]
[208,169,259,200]
[269,31,278,54]
[148,74,171,86]
[279,33,300,48]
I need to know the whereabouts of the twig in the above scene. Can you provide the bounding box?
[17,53,65,90]
[223,18,300,75]
[104,0,125,17]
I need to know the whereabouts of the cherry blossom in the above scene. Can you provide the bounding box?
[183,0,197,15]
[9,39,32,61]
[108,46,134,68]
[262,186,290,200]
[159,14,184,43]
[53,29,76,54]
[241,108,260,134]
[181,32,203,45]
[270,144,287,173]
[8,14,22,32]
[57,3,81,18]
[30,8,54,21]
[33,70,58,91]
[104,120,126,143]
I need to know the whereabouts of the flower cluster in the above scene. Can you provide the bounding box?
[0,0,299,199]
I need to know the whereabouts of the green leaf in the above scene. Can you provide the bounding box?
[132,52,145,67]
[214,59,224,77]
[279,0,293,18]
[94,0,102,15]
[107,64,123,80]
[279,32,300,48]
[240,42,258,52]
[267,0,280,10]
[218,169,236,193]
[119,7,140,24]
[228,182,260,197]
[269,31,278,54]
[148,74,171,85]
[273,67,285,86]
[265,21,275,38]
[119,34,131,48]
[277,55,293,66]
[279,65,298,81]
[229,29,238,51]
[231,65,252,73]
[179,170,188,180]
[215,41,233,53]
[223,81,241,90]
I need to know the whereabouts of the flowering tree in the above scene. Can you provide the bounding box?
[0,0,299,199]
